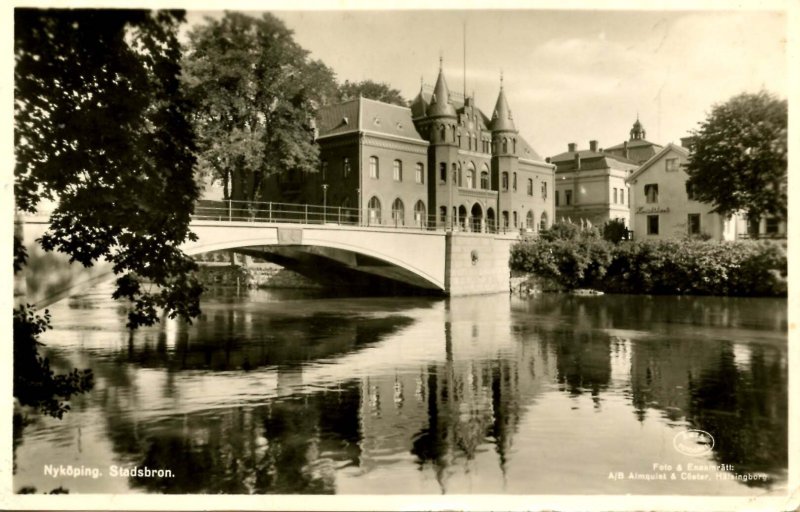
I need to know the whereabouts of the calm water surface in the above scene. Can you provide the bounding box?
[14,286,788,495]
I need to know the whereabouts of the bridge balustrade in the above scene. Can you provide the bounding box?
[194,199,508,235]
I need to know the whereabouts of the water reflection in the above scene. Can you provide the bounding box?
[13,289,788,495]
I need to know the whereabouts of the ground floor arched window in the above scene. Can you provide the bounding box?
[391,198,405,226]
[539,211,548,231]
[368,196,381,225]
[526,210,534,229]
[414,200,426,228]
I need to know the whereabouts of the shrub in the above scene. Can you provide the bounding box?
[510,238,786,297]
[602,219,630,244]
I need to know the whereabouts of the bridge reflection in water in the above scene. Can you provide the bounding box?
[13,289,788,495]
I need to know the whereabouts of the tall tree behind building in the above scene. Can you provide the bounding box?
[685,91,787,223]
[183,11,339,203]
[338,79,407,106]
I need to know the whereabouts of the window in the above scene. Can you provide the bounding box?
[527,178,533,196]
[369,156,379,179]
[645,184,659,203]
[392,160,402,181]
[513,211,518,228]
[503,138,508,153]
[415,163,424,184]
[512,172,517,191]
[541,182,548,199]
[466,169,474,189]
[526,210,534,229]
[502,211,509,228]
[620,188,625,205]
[343,157,351,177]
[685,182,697,200]
[688,213,701,235]
[539,211,548,231]
[453,163,459,186]
[613,188,618,204]
[391,198,405,225]
[502,172,509,191]
[666,158,678,172]
[555,190,560,206]
[480,170,489,190]
[766,217,780,234]
[439,206,447,225]
[414,201,426,227]
[321,160,328,180]
[368,196,381,224]
[647,214,659,235]
[439,162,447,183]
[565,190,572,206]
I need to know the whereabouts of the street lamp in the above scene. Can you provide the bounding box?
[322,183,328,223]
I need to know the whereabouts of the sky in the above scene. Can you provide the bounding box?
[185,8,787,159]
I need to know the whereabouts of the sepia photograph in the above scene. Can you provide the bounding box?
[4,1,796,510]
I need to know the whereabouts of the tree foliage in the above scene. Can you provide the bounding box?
[338,79,407,106]
[183,11,339,202]
[15,9,202,415]
[685,91,787,221]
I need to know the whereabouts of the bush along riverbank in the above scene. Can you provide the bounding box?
[510,236,787,297]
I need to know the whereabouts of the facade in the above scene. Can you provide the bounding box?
[253,61,555,234]
[549,140,639,227]
[626,143,739,240]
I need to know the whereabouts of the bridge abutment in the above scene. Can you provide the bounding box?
[444,232,517,296]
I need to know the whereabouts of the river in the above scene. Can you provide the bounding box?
[13,285,788,495]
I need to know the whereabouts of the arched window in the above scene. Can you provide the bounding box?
[368,196,381,224]
[343,157,351,177]
[541,181,548,199]
[502,211,509,229]
[502,172,509,191]
[540,211,549,231]
[439,162,447,183]
[439,206,447,226]
[466,161,476,188]
[369,156,379,179]
[452,125,457,142]
[480,164,490,189]
[526,210,534,229]
[415,163,424,184]
[393,160,402,181]
[527,178,533,196]
[503,138,508,153]
[513,138,517,154]
[512,172,517,191]
[391,198,405,226]
[452,163,458,185]
[414,200,426,228]
[439,124,446,141]
[513,211,518,227]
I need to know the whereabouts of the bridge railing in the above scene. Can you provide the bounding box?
[193,199,514,235]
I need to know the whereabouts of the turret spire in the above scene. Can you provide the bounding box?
[490,74,516,132]
[427,58,456,117]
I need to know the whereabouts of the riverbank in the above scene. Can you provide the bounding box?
[510,237,787,297]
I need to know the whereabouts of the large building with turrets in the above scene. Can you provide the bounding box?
[252,61,555,234]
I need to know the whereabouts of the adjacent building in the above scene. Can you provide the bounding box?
[549,140,639,227]
[626,143,739,240]
[251,61,555,234]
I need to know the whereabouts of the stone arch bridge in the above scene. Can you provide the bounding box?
[15,211,518,310]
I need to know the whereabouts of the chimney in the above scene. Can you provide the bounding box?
[574,152,581,170]
[589,140,598,152]
[545,157,551,163]
[568,142,577,153]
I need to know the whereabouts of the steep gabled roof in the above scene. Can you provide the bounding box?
[626,143,690,183]
[316,97,425,142]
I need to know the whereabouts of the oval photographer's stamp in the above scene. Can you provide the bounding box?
[673,429,715,457]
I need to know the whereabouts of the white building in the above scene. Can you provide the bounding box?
[626,143,739,240]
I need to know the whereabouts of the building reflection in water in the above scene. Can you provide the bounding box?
[13,290,788,494]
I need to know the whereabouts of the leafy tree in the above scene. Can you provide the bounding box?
[602,218,630,244]
[685,91,787,223]
[338,79,407,106]
[183,12,338,203]
[14,9,202,414]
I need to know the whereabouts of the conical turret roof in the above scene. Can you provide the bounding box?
[490,81,516,132]
[427,61,457,117]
